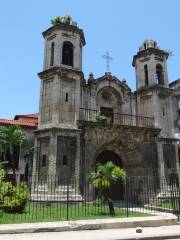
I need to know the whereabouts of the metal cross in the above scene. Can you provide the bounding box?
[102,52,113,72]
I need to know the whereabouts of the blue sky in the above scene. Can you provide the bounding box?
[0,0,180,119]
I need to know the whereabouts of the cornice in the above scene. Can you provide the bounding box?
[132,48,169,66]
[134,85,173,96]
[38,66,85,81]
[42,24,86,46]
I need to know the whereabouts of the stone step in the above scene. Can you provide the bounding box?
[31,184,83,202]
[34,185,76,193]
[55,186,75,190]
[31,194,83,202]
[34,185,48,192]
[33,189,76,193]
[55,191,76,195]
[157,190,180,199]
[34,185,75,189]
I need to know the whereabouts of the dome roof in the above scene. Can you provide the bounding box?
[139,39,159,51]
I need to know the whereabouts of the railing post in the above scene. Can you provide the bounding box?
[178,182,180,222]
[79,108,154,128]
[125,177,129,217]
[66,180,69,221]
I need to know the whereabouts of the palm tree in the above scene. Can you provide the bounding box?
[0,125,27,185]
[89,161,126,216]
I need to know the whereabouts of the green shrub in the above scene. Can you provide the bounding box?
[51,15,71,26]
[51,16,61,25]
[0,162,29,213]
[95,112,111,123]
[2,183,29,213]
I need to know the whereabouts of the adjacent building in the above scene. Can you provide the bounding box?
[0,114,38,182]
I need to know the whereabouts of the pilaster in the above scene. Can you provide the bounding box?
[48,132,57,192]
[157,140,167,186]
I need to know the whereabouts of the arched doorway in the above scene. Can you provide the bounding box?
[96,150,124,200]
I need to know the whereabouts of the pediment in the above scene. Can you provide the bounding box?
[95,73,131,93]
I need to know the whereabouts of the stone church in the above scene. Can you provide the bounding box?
[31,15,179,192]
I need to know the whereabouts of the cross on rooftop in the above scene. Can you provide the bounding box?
[102,52,113,72]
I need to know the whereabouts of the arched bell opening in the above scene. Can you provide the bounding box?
[62,41,73,67]
[156,64,164,85]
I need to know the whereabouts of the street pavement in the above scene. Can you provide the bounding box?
[0,225,180,240]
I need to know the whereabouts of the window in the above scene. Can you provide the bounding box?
[5,150,12,168]
[178,99,180,109]
[1,152,5,161]
[177,99,180,115]
[144,64,148,86]
[162,108,165,116]
[178,147,180,167]
[62,41,73,67]
[156,64,164,85]
[63,155,67,165]
[13,145,20,169]
[42,154,47,167]
[50,42,55,66]
[65,93,68,102]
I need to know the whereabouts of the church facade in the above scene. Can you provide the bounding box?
[31,15,180,191]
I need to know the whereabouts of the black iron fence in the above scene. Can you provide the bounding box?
[0,175,180,223]
[79,108,154,128]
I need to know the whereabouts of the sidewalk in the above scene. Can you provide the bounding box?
[0,212,177,235]
[0,225,180,240]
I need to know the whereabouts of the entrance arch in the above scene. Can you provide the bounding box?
[96,150,124,200]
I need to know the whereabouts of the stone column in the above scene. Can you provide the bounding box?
[157,140,167,187]
[174,143,180,181]
[31,138,39,194]
[48,132,57,193]
[52,74,60,125]
[74,132,81,192]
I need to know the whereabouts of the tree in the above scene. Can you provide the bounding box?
[89,161,126,216]
[0,125,27,185]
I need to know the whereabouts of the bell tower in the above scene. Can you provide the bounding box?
[38,15,86,127]
[132,40,174,138]
[133,39,169,90]
[32,15,86,184]
[43,15,85,71]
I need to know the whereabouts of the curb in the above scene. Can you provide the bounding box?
[113,235,180,240]
[145,204,175,214]
[0,213,178,235]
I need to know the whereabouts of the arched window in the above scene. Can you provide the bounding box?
[144,64,148,86]
[50,42,54,66]
[156,64,164,85]
[62,41,73,67]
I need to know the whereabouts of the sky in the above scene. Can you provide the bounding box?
[0,0,180,119]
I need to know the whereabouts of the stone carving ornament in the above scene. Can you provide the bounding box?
[101,91,112,103]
